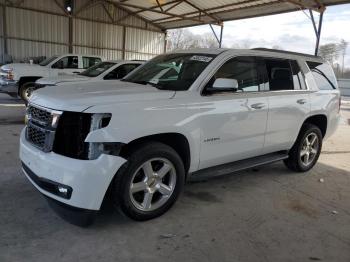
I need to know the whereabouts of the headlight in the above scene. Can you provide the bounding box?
[7,70,14,81]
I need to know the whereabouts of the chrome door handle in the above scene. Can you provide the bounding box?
[297,99,307,105]
[250,103,265,109]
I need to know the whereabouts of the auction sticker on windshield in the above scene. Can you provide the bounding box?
[190,56,213,62]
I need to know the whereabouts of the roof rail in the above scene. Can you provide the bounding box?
[252,48,322,59]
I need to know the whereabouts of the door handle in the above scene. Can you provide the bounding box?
[73,71,80,74]
[297,99,307,105]
[250,103,265,109]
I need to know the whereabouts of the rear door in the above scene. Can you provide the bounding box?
[199,56,269,169]
[260,57,311,154]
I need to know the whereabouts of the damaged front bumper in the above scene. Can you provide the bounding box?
[19,128,127,210]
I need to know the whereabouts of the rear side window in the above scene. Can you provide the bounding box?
[83,57,102,69]
[290,60,306,90]
[307,61,337,90]
[264,59,294,91]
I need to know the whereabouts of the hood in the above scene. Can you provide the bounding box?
[30,80,176,112]
[2,63,48,80]
[36,74,89,85]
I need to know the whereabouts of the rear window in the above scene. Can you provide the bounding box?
[307,61,337,90]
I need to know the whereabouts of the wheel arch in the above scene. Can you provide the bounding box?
[18,76,42,89]
[302,114,327,137]
[119,132,192,174]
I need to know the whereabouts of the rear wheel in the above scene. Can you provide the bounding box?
[113,142,185,221]
[19,82,37,105]
[284,123,323,172]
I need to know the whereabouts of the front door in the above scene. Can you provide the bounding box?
[199,56,269,169]
[51,55,81,76]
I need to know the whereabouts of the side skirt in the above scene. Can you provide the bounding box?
[189,151,289,181]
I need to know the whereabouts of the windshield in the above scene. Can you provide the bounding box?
[39,56,59,66]
[79,62,116,77]
[123,53,216,91]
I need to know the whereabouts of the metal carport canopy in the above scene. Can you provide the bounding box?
[111,0,349,29]
[110,0,349,54]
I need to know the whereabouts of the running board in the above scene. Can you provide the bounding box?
[189,151,289,181]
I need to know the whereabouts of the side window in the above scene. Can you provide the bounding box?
[52,56,78,69]
[264,59,294,91]
[290,60,306,90]
[307,61,337,90]
[104,64,140,80]
[83,57,102,69]
[204,56,260,94]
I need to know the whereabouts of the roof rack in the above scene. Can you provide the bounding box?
[252,48,322,60]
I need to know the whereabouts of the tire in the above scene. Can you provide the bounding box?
[19,82,36,105]
[113,142,185,221]
[284,123,323,172]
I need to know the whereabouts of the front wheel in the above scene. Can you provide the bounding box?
[284,123,323,172]
[19,82,37,105]
[113,142,185,221]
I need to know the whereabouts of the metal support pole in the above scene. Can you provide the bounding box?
[163,30,167,53]
[219,24,223,48]
[68,16,73,53]
[122,26,126,59]
[309,9,318,36]
[2,5,8,62]
[315,11,324,56]
[209,24,220,45]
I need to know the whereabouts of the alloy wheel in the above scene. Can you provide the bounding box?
[300,132,319,166]
[129,158,177,212]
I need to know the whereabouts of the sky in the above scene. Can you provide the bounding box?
[186,3,350,67]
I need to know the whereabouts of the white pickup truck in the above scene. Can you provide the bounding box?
[0,54,102,99]
[18,60,144,103]
[20,48,340,226]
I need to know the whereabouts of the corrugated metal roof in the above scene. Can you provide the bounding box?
[110,0,350,30]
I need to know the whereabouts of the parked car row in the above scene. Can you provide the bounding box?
[0,54,102,99]
[12,48,342,226]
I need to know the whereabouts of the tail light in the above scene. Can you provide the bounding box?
[338,96,341,113]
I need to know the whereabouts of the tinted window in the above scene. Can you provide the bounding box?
[52,56,78,69]
[307,61,337,90]
[290,60,306,90]
[204,56,260,94]
[104,64,141,80]
[264,59,293,91]
[79,62,116,77]
[39,56,58,66]
[83,57,102,69]
[123,53,216,91]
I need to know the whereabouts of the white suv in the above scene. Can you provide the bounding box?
[19,48,341,225]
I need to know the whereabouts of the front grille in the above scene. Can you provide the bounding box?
[27,123,46,149]
[27,105,52,127]
[26,105,61,152]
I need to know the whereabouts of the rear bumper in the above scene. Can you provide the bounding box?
[0,78,18,94]
[19,128,127,210]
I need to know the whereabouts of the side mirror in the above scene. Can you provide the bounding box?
[206,78,239,93]
[213,78,238,89]
[53,60,64,69]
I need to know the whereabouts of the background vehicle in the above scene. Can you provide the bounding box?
[20,48,340,225]
[0,54,103,100]
[21,60,144,103]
